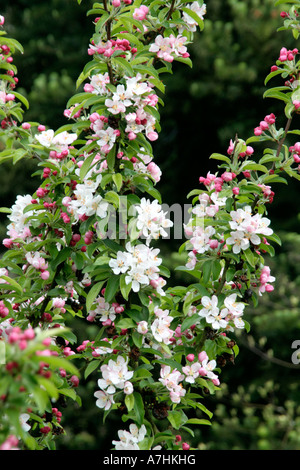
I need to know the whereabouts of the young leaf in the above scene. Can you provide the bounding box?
[104,274,120,302]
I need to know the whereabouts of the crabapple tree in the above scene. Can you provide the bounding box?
[0,0,300,451]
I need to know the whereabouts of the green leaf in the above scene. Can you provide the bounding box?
[50,247,71,270]
[13,91,29,109]
[37,376,59,401]
[240,161,268,173]
[266,232,281,246]
[113,56,134,77]
[116,317,136,329]
[32,355,79,377]
[243,247,256,268]
[211,259,222,281]
[167,409,188,430]
[181,313,199,332]
[132,330,144,348]
[101,238,125,253]
[209,153,231,164]
[112,173,123,192]
[0,207,11,214]
[181,7,204,30]
[202,260,212,284]
[0,275,23,295]
[32,386,50,414]
[275,0,300,4]
[86,281,104,312]
[105,190,120,208]
[84,360,100,379]
[58,387,78,402]
[264,68,283,85]
[133,391,145,425]
[263,86,290,103]
[186,418,211,426]
[104,274,120,302]
[107,146,116,171]
[80,152,96,180]
[125,393,135,412]
[120,273,131,300]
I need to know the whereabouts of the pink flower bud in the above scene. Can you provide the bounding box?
[147,131,158,141]
[40,426,51,434]
[198,351,208,362]
[259,121,269,130]
[254,127,262,136]
[186,354,195,362]
[294,100,300,109]
[209,239,219,249]
[40,270,50,280]
[24,328,35,340]
[70,375,79,387]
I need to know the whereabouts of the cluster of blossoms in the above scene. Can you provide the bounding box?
[278,46,298,63]
[0,300,9,319]
[90,115,119,154]
[25,252,49,280]
[112,424,147,450]
[258,265,276,295]
[94,356,133,410]
[88,37,136,60]
[159,365,186,404]
[3,326,35,351]
[84,72,110,96]
[133,4,149,21]
[182,351,220,386]
[270,46,299,89]
[289,141,300,167]
[191,192,226,219]
[198,170,237,193]
[3,194,35,244]
[178,1,206,33]
[158,351,219,404]
[258,183,275,204]
[0,91,15,104]
[87,294,124,325]
[199,293,245,331]
[35,128,78,155]
[184,194,226,269]
[85,71,160,144]
[131,148,162,183]
[186,225,217,260]
[149,34,190,63]
[134,198,173,245]
[254,113,276,136]
[109,241,164,293]
[0,435,19,451]
[226,205,273,254]
[150,307,174,345]
[64,173,109,223]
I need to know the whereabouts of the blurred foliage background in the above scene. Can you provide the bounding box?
[1,0,300,450]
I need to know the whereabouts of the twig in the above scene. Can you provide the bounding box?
[241,336,300,369]
[272,116,293,170]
